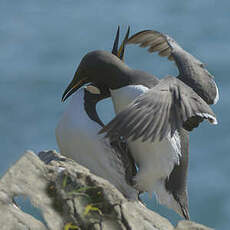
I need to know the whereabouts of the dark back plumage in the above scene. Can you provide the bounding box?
[165,128,190,220]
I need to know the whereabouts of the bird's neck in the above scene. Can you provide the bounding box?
[83,88,105,127]
[66,88,104,127]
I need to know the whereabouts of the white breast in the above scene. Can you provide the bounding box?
[111,85,149,113]
[110,85,181,193]
[56,88,137,199]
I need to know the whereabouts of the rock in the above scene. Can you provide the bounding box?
[0,150,214,230]
[0,151,63,230]
[175,221,214,230]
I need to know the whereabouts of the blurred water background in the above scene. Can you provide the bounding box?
[0,0,229,229]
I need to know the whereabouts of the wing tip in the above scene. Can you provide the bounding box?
[196,113,218,125]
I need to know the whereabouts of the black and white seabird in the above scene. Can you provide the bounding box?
[56,27,138,199]
[101,30,219,218]
[58,28,218,219]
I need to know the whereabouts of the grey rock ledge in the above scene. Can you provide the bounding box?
[0,150,214,230]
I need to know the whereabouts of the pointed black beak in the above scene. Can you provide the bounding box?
[112,25,130,60]
[118,26,130,60]
[62,67,89,102]
[112,26,120,56]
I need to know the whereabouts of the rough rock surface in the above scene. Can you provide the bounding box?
[0,150,214,230]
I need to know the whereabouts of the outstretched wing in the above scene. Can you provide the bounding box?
[127,30,219,105]
[100,76,217,143]
[127,30,177,61]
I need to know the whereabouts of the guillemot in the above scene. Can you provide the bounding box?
[56,27,138,199]
[59,28,218,219]
[100,30,219,219]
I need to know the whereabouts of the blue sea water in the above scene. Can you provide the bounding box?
[0,0,229,229]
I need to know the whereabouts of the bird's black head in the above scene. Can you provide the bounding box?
[61,50,131,102]
[62,26,131,102]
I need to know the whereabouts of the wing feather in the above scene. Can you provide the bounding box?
[100,76,217,143]
[126,29,219,105]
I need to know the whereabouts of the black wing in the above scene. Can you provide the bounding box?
[100,76,217,143]
[165,128,190,220]
[127,30,219,105]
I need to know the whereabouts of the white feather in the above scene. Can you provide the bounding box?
[110,85,181,208]
[56,88,137,199]
[154,180,184,217]
[196,112,218,125]
[129,134,181,193]
[212,79,219,105]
